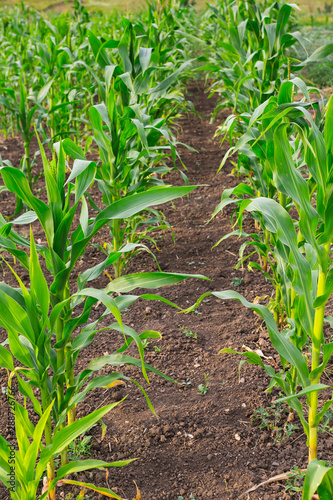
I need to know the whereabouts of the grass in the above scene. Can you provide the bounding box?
[0,0,207,13]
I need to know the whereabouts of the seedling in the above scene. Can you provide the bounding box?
[68,433,93,461]
[230,277,243,287]
[251,402,299,444]
[319,410,333,435]
[285,466,306,496]
[197,373,210,395]
[179,325,198,339]
[143,339,151,350]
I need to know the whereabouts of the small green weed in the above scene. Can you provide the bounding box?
[285,466,306,496]
[230,277,243,287]
[54,429,94,468]
[197,373,210,395]
[179,325,198,339]
[252,402,299,444]
[319,410,333,435]
[142,339,150,350]
[68,433,93,461]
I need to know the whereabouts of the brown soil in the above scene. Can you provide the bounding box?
[0,81,332,500]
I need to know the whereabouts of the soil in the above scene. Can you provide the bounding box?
[0,81,332,500]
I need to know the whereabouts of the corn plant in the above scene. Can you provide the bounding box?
[63,47,191,278]
[0,78,40,188]
[201,0,304,118]
[0,397,129,500]
[0,224,205,499]
[187,94,333,495]
[0,131,207,498]
[212,79,322,322]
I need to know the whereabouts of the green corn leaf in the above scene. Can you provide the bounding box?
[309,343,333,381]
[71,288,122,332]
[77,252,123,291]
[0,291,35,343]
[89,353,177,384]
[7,329,33,368]
[67,159,96,185]
[325,95,333,162]
[244,197,314,335]
[295,43,333,68]
[0,167,53,244]
[105,271,207,294]
[276,384,330,403]
[88,30,112,68]
[273,124,320,255]
[63,138,87,161]
[52,480,123,499]
[37,76,56,102]
[29,228,50,321]
[75,161,96,203]
[313,269,333,309]
[97,186,196,222]
[314,399,333,427]
[24,402,53,482]
[148,60,193,100]
[0,345,14,370]
[16,374,42,416]
[37,401,124,476]
[139,47,152,73]
[52,459,134,488]
[303,459,333,500]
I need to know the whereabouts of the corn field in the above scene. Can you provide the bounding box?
[0,0,333,498]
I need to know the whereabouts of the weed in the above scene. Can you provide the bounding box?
[230,277,243,287]
[285,466,306,496]
[197,373,210,395]
[179,325,198,339]
[319,410,333,435]
[143,339,151,350]
[251,403,299,444]
[68,432,93,461]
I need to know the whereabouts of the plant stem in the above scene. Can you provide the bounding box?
[278,191,287,209]
[113,219,122,278]
[274,285,281,327]
[55,313,67,467]
[65,346,76,425]
[262,229,269,272]
[23,142,32,187]
[41,385,56,500]
[308,243,330,462]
